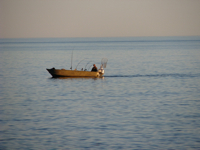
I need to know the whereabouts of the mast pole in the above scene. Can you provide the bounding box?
[70,50,73,70]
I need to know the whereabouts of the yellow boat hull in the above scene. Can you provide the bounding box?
[47,68,101,77]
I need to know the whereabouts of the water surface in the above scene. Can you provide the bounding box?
[0,36,200,149]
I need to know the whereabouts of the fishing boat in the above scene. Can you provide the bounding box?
[46,58,108,78]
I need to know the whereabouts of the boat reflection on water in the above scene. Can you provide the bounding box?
[49,76,105,80]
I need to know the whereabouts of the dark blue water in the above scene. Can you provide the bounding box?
[0,36,200,149]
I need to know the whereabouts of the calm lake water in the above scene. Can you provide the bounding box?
[0,36,200,149]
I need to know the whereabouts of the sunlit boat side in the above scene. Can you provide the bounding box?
[46,68,102,77]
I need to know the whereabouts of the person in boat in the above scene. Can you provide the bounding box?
[91,64,98,72]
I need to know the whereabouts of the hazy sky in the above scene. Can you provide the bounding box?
[1,0,200,38]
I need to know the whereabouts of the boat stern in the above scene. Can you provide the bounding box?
[98,68,105,77]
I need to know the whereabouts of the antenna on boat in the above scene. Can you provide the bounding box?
[101,58,108,68]
[70,50,73,70]
[75,58,87,70]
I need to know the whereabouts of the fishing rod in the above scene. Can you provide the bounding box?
[75,58,88,70]
[84,60,93,71]
[88,63,98,71]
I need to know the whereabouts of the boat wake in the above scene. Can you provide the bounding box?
[104,73,200,78]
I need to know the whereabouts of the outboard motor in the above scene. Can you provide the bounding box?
[98,58,108,76]
[98,65,105,76]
